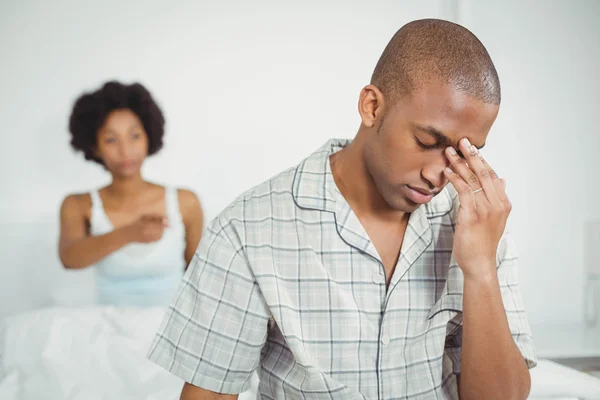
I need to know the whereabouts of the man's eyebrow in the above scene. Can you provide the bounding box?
[414,124,452,146]
[413,124,485,150]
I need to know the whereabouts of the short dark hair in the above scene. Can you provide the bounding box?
[371,19,500,107]
[68,81,165,165]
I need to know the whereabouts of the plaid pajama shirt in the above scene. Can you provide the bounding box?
[147,138,537,399]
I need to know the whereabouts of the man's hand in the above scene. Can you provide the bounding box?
[443,138,531,400]
[443,137,511,279]
[180,382,238,399]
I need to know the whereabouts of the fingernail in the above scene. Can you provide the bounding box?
[445,167,453,174]
[462,138,471,148]
[447,147,457,156]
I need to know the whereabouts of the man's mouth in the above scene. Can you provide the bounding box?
[405,185,436,204]
[407,185,434,196]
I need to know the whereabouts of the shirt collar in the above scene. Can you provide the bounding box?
[291,138,454,218]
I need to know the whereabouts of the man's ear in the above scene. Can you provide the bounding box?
[357,84,386,129]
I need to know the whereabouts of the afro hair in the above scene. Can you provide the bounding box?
[68,81,165,165]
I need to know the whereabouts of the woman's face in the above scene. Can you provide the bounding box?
[95,109,149,178]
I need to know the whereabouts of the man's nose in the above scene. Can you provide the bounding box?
[423,156,451,190]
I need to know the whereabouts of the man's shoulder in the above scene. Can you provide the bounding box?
[215,165,301,224]
[239,166,298,205]
[215,139,340,225]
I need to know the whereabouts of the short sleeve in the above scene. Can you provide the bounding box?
[147,216,271,395]
[444,232,538,374]
[495,232,538,369]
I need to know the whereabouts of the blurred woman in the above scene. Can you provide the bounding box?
[58,81,203,307]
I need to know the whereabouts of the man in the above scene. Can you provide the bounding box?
[148,18,537,399]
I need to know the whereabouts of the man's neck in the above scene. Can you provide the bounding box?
[330,133,407,222]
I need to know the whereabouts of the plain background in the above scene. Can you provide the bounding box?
[1,0,599,333]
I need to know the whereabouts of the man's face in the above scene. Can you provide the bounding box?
[363,80,500,213]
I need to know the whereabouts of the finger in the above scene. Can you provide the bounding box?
[497,178,511,206]
[476,149,505,199]
[445,143,481,192]
[458,138,499,204]
[443,167,476,211]
[445,145,488,212]
[477,151,511,210]
[143,215,169,226]
[478,154,500,182]
[475,148,508,204]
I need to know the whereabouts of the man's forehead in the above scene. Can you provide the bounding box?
[400,81,499,116]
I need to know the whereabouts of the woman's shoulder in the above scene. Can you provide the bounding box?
[147,183,202,220]
[174,187,203,221]
[176,187,201,209]
[59,191,94,220]
[61,191,94,207]
[146,183,193,203]
[176,187,199,201]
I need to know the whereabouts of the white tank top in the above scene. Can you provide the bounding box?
[89,186,186,307]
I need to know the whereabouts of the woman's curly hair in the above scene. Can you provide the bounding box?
[68,81,165,165]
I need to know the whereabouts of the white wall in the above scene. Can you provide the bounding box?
[0,0,451,316]
[1,1,598,329]
[457,0,600,327]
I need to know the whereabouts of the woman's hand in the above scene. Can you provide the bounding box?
[124,214,169,243]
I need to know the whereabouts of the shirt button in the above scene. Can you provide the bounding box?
[372,273,384,284]
[381,334,390,345]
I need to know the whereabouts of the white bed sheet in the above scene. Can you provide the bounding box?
[0,306,257,400]
[529,359,600,400]
[1,306,599,400]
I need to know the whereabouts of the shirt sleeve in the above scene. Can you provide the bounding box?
[444,232,538,374]
[146,215,271,395]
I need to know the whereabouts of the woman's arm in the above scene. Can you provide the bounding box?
[178,189,204,267]
[58,194,133,269]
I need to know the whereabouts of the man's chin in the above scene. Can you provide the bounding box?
[384,195,422,213]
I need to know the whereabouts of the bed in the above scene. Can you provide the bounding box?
[1,306,599,400]
[0,221,599,399]
[0,305,257,400]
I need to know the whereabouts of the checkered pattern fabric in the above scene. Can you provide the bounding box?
[147,139,537,399]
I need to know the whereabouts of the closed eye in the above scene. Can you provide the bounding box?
[415,136,465,158]
[415,137,439,150]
